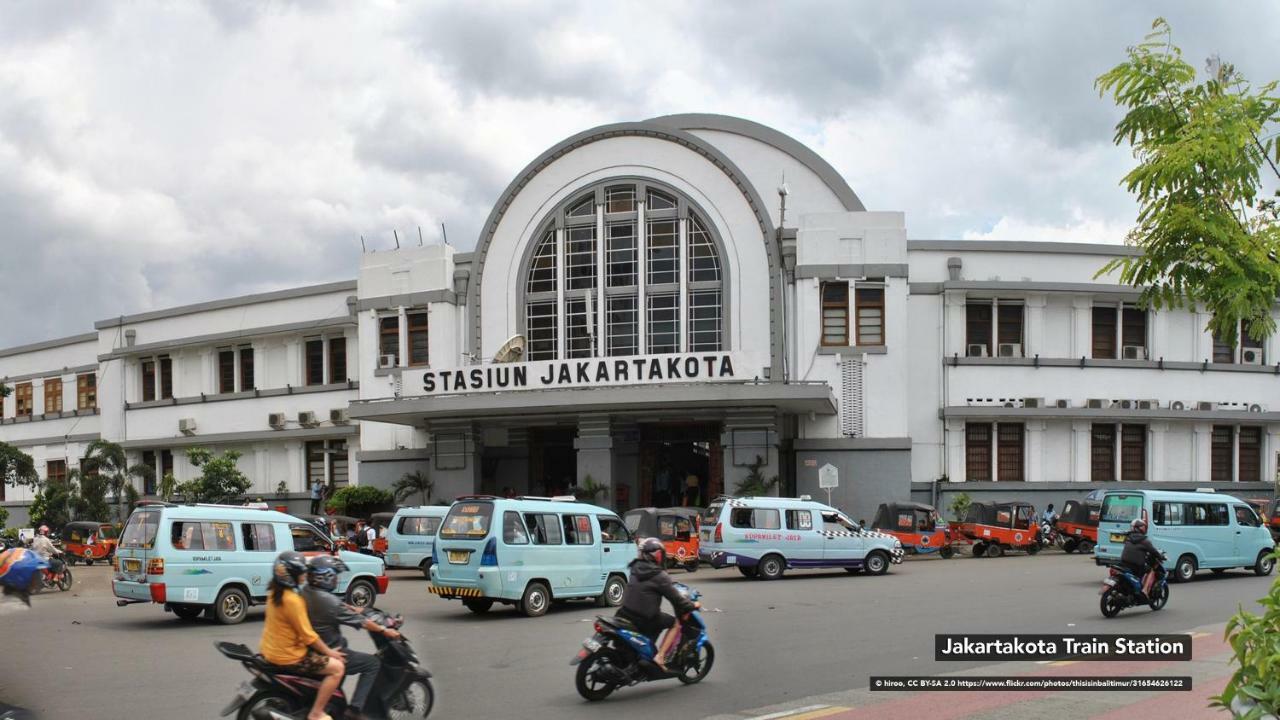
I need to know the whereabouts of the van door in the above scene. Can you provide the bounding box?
[1185,502,1232,566]
[820,511,864,567]
[597,515,633,576]
[785,509,821,564]
[561,513,597,595]
[522,512,568,595]
[239,521,280,599]
[169,519,237,606]
[1232,504,1263,564]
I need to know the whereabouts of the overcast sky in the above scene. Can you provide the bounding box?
[1,1,1277,348]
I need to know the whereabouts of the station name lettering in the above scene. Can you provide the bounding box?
[938,636,1186,657]
[422,354,736,394]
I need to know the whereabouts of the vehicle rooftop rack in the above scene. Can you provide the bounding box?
[513,495,578,502]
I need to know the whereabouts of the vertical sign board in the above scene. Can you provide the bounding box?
[818,463,838,507]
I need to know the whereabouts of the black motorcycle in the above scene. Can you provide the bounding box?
[217,607,433,720]
[1100,552,1170,618]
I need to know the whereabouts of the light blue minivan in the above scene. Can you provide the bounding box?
[1095,489,1276,582]
[113,503,388,624]
[384,506,449,577]
[429,496,633,617]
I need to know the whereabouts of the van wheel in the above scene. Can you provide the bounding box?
[463,599,494,614]
[345,579,376,609]
[596,574,626,608]
[756,554,785,581]
[519,581,551,617]
[1174,554,1197,583]
[737,566,758,578]
[1254,551,1275,576]
[171,603,204,621]
[864,551,890,575]
[214,587,249,625]
[420,560,433,580]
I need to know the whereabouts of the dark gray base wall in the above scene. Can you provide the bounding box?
[357,457,469,506]
[793,439,913,525]
[912,481,1279,520]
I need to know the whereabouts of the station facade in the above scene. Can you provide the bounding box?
[2,114,1278,526]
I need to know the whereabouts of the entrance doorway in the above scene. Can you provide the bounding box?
[528,427,576,496]
[637,423,722,508]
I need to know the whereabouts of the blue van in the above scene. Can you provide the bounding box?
[112,503,388,624]
[428,496,633,617]
[1095,490,1276,582]
[384,506,449,577]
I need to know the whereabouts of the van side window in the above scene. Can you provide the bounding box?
[730,508,780,530]
[1235,505,1261,528]
[562,514,594,545]
[1189,503,1229,526]
[242,523,277,552]
[598,517,631,543]
[399,516,442,536]
[170,521,236,551]
[524,513,563,545]
[172,522,203,550]
[290,523,332,552]
[503,512,530,545]
[1153,502,1184,526]
[786,509,813,531]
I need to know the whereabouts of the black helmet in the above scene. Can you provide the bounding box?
[639,537,665,565]
[307,555,349,592]
[1130,518,1148,534]
[272,551,308,589]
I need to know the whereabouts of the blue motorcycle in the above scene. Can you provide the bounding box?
[1099,552,1169,618]
[570,583,714,701]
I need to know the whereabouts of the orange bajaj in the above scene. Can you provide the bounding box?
[621,507,700,572]
[870,503,954,558]
[62,521,117,566]
[1056,499,1100,554]
[951,501,1040,557]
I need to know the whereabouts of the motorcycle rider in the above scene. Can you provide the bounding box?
[30,526,64,576]
[1120,518,1161,596]
[302,555,401,720]
[616,538,699,671]
[259,551,346,720]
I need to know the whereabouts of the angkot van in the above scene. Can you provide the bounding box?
[384,506,450,577]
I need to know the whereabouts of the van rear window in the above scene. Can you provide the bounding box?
[120,510,160,549]
[700,503,723,527]
[1101,494,1143,523]
[440,503,494,539]
[398,516,442,536]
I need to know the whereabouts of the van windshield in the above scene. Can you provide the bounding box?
[1101,494,1143,524]
[700,503,723,528]
[120,510,160,549]
[440,502,494,539]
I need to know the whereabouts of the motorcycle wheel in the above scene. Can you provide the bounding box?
[575,651,618,701]
[676,641,715,685]
[58,568,73,592]
[1148,584,1169,612]
[237,689,295,720]
[1100,589,1124,618]
[388,678,434,719]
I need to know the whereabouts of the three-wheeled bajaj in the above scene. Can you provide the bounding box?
[870,502,954,558]
[950,501,1041,557]
[1056,499,1100,554]
[61,521,116,566]
[622,507,700,571]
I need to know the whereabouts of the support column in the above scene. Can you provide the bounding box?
[575,414,614,509]
[945,418,966,482]
[1192,423,1212,483]
[1025,295,1046,358]
[943,291,966,358]
[1071,421,1092,483]
[1026,420,1045,483]
[1070,296,1092,358]
[1266,427,1280,486]
[1149,422,1167,483]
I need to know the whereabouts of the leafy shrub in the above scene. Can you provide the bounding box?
[947,492,972,522]
[1214,549,1280,717]
[326,485,394,517]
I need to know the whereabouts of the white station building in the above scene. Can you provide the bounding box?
[3,114,1278,526]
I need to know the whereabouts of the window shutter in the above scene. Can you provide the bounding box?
[839,358,864,437]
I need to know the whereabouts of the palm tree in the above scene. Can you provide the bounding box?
[573,475,608,503]
[82,440,155,522]
[392,470,434,506]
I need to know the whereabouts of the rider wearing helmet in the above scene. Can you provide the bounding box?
[303,555,400,720]
[259,551,345,720]
[1120,518,1162,594]
[616,537,699,671]
[30,525,63,574]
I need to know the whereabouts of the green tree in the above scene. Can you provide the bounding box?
[29,480,74,531]
[82,440,154,522]
[733,455,779,497]
[73,468,112,521]
[0,506,9,529]
[391,470,434,506]
[947,492,973,523]
[1096,18,1280,347]
[572,475,607,503]
[158,472,178,502]
[326,485,393,517]
[0,441,39,492]
[0,383,10,399]
[175,448,251,504]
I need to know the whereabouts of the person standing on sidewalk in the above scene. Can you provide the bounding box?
[310,479,323,515]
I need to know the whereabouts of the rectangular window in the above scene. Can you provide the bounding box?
[646,219,678,285]
[1121,424,1146,481]
[561,514,594,545]
[647,293,679,354]
[606,222,637,287]
[140,360,156,402]
[1239,427,1262,483]
[1092,307,1117,359]
[855,287,885,346]
[242,523,277,552]
[523,513,562,545]
[688,290,722,351]
[526,301,558,361]
[1212,328,1234,364]
[399,516,442,536]
[965,304,992,357]
[566,298,593,359]
[1122,308,1147,352]
[14,382,32,417]
[159,356,173,400]
[1210,425,1233,482]
[1189,503,1229,526]
[997,423,1024,481]
[785,509,813,531]
[820,281,849,346]
[598,516,631,543]
[172,521,236,551]
[289,524,332,552]
[1214,320,1265,364]
[606,295,638,356]
[1152,501,1185,526]
[965,422,992,481]
[328,337,347,384]
[77,373,96,411]
[46,459,67,484]
[239,347,254,391]
[218,349,236,393]
[141,451,157,495]
[305,339,325,386]
[43,378,62,414]
[729,507,780,530]
[605,185,635,214]
[565,225,597,291]
[407,312,429,366]
[502,511,530,544]
[379,316,400,366]
[997,304,1024,356]
[1091,424,1116,482]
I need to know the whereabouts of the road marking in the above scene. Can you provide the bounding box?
[752,705,850,720]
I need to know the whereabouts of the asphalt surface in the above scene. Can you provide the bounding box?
[0,550,1272,720]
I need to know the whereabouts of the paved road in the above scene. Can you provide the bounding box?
[0,551,1271,720]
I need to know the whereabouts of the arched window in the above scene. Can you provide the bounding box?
[522,181,724,360]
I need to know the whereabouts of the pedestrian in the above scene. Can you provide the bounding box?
[310,478,323,515]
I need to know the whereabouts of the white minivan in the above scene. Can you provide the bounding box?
[384,506,449,577]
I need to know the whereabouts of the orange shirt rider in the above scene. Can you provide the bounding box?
[260,587,320,666]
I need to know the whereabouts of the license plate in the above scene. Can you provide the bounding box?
[582,637,602,652]
[447,550,470,564]
[124,559,141,573]
[1110,533,1127,543]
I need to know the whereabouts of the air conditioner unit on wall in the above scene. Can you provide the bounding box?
[1113,399,1135,410]
[379,354,398,369]
[1055,399,1072,409]
[1122,345,1146,360]
[1022,397,1044,408]
[1197,401,1217,412]
[1137,399,1158,410]
[997,343,1022,358]
[268,412,287,430]
[298,411,319,428]
[330,408,349,425]
[1249,403,1265,413]
[1086,399,1107,409]
[178,418,197,435]
[1242,348,1264,365]
[966,344,989,358]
